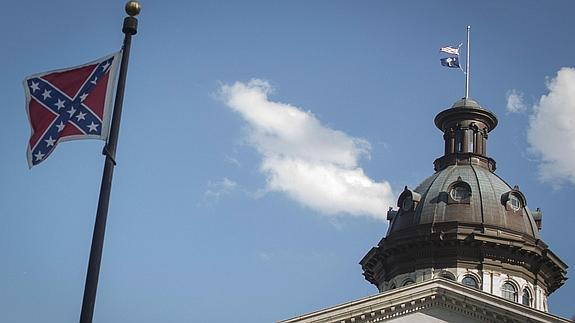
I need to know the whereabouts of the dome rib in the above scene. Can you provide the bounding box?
[475,164,506,228]
[430,164,458,227]
[412,171,441,229]
[469,164,485,227]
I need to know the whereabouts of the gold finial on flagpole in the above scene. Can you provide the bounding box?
[125,1,141,17]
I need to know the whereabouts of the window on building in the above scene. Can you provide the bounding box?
[502,282,517,302]
[401,196,413,211]
[402,280,414,286]
[509,195,521,210]
[462,276,478,289]
[388,283,396,290]
[522,288,531,306]
[450,185,470,201]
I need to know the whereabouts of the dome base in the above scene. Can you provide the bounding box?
[434,152,496,171]
[360,223,567,296]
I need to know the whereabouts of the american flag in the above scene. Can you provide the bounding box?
[23,52,120,167]
[439,45,460,56]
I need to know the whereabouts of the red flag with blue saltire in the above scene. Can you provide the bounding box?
[23,52,121,167]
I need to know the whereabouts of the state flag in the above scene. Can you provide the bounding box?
[23,52,120,167]
[440,57,460,68]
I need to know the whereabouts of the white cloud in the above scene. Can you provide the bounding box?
[527,67,575,185]
[204,177,238,201]
[219,79,394,220]
[506,89,527,113]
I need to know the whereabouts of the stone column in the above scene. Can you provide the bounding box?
[449,129,455,154]
[482,130,488,155]
[462,128,469,153]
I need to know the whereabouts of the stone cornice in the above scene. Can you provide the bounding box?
[278,279,570,323]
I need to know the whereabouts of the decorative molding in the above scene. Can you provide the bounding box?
[279,279,570,323]
[361,225,567,295]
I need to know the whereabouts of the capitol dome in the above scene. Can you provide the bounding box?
[389,164,541,240]
[360,98,567,312]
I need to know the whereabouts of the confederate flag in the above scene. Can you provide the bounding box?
[23,52,120,167]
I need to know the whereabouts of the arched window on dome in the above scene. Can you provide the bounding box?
[509,195,521,211]
[401,196,413,211]
[501,187,527,212]
[462,275,479,289]
[522,288,531,306]
[502,282,517,302]
[447,179,471,204]
[397,187,421,213]
[388,283,396,290]
[451,185,470,200]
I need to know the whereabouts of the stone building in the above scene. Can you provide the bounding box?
[280,98,569,323]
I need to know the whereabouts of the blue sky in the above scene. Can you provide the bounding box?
[1,1,575,322]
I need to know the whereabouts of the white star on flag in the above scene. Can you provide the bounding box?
[34,151,45,161]
[75,111,87,121]
[41,89,52,100]
[30,81,40,93]
[87,122,99,132]
[54,99,65,110]
[56,121,65,132]
[67,106,77,117]
[44,136,56,147]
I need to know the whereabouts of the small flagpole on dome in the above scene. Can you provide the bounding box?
[464,25,471,99]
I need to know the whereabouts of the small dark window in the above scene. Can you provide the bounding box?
[522,288,531,306]
[450,185,470,201]
[447,180,471,205]
[462,276,478,289]
[502,282,517,302]
[402,280,414,286]
[389,283,396,290]
[509,195,521,210]
[402,196,413,211]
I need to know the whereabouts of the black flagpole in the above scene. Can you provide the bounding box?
[79,2,140,323]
